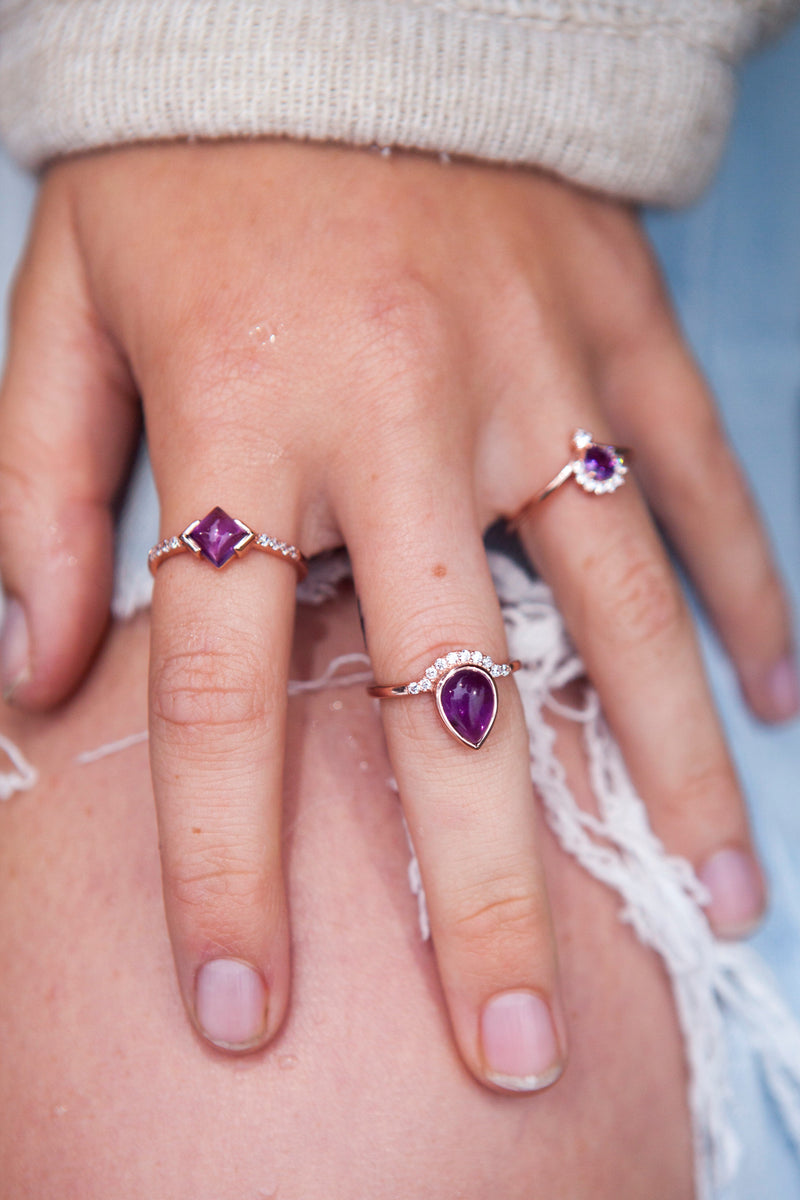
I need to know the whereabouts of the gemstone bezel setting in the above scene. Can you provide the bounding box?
[435,664,498,749]
[181,507,254,568]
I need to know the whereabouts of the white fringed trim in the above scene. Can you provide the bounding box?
[0,731,37,800]
[487,550,800,1198]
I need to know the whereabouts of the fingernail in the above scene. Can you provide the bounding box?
[0,597,31,701]
[195,958,268,1050]
[699,847,766,938]
[480,990,563,1092]
[765,656,800,721]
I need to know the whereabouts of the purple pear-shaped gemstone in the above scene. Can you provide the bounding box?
[188,507,246,567]
[583,444,616,481]
[438,667,497,748]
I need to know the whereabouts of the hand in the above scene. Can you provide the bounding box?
[0,141,794,1085]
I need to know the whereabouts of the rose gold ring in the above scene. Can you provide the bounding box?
[148,506,308,580]
[533,429,631,504]
[368,650,520,749]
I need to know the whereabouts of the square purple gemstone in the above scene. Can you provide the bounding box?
[583,444,617,482]
[186,507,248,567]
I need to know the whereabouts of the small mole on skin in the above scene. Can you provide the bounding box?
[192,827,202,834]
[433,564,447,578]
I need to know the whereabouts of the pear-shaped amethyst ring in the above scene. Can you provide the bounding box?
[533,429,631,503]
[148,506,308,580]
[369,651,521,750]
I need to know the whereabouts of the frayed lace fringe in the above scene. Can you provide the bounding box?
[0,731,37,800]
[488,551,800,1199]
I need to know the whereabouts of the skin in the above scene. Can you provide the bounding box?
[0,595,695,1199]
[0,140,794,1085]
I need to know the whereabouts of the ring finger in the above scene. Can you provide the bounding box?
[516,419,765,938]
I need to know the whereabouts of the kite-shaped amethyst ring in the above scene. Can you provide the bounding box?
[534,429,631,503]
[369,651,521,749]
[148,506,308,580]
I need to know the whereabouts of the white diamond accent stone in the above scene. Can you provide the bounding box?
[446,652,459,667]
[482,655,493,670]
[408,682,419,694]
[435,658,447,673]
[459,650,470,664]
[425,666,437,681]
[471,650,482,664]
[419,678,432,692]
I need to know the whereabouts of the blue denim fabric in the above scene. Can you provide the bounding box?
[1,24,800,1195]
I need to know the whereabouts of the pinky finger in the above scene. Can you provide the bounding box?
[601,331,798,724]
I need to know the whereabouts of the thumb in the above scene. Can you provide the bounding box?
[0,181,139,708]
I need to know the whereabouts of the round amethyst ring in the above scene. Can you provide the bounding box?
[148,506,308,579]
[534,429,631,503]
[368,651,521,749]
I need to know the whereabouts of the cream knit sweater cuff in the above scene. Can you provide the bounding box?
[0,0,797,205]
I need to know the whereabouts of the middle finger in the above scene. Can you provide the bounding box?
[339,436,566,1094]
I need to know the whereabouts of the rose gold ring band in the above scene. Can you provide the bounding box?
[369,649,520,750]
[508,429,632,531]
[148,506,308,580]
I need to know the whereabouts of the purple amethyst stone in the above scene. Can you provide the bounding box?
[188,507,246,567]
[583,444,617,482]
[438,667,497,748]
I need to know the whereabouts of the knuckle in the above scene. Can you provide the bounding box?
[579,212,673,349]
[662,760,742,830]
[355,271,450,383]
[168,850,269,920]
[448,878,543,958]
[152,638,264,739]
[597,547,685,652]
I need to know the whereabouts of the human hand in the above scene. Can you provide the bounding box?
[0,141,794,1087]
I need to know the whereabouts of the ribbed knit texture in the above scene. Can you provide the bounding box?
[0,1,797,203]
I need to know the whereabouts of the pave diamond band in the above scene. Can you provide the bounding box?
[148,506,308,579]
[368,651,520,749]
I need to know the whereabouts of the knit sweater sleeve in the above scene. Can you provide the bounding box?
[0,0,797,205]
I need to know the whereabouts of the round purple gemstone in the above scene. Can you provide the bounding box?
[438,667,497,748]
[583,444,617,482]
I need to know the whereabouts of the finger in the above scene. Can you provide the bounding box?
[519,429,766,939]
[601,320,798,724]
[147,406,301,1052]
[0,186,139,707]
[340,446,566,1094]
